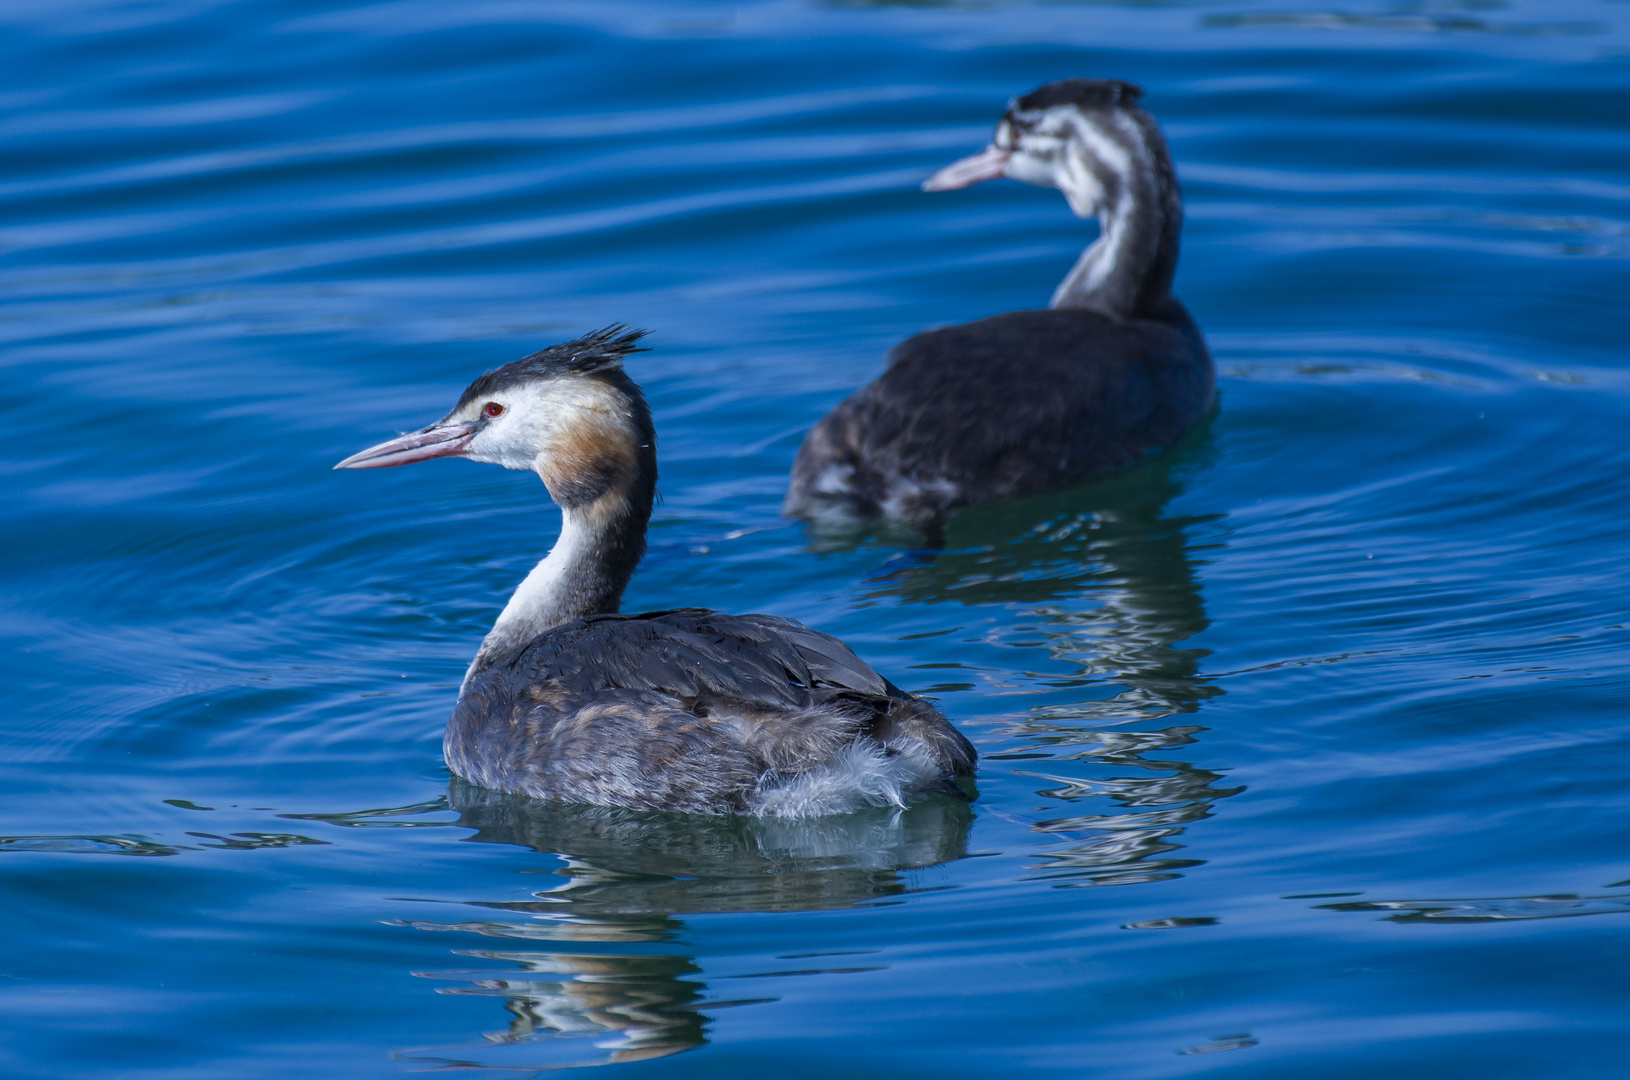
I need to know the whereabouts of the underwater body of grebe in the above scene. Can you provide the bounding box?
[3,1,1630,1077]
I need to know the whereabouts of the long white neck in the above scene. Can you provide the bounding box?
[459,494,643,696]
[1047,110,1180,320]
[1050,194,1138,313]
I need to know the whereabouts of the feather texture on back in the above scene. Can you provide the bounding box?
[447,609,977,814]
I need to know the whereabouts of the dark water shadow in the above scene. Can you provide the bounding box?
[1320,893,1630,923]
[393,781,975,1069]
[0,834,187,856]
[857,439,1239,887]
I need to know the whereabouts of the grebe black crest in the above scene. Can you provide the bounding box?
[336,328,976,815]
[785,77,1215,528]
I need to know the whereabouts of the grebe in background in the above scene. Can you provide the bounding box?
[336,328,975,815]
[785,78,1214,528]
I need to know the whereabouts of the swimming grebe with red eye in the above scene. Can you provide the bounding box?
[785,78,1215,529]
[336,328,976,815]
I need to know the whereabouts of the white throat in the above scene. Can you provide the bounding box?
[460,510,593,695]
[1048,115,1141,313]
[1050,197,1135,311]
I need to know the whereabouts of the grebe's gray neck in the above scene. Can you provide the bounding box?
[462,370,657,693]
[463,492,647,690]
[1048,106,1181,320]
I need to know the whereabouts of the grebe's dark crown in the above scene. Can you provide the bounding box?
[453,325,650,413]
[1013,78,1143,114]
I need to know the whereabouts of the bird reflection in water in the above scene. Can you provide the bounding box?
[860,443,1240,887]
[392,781,973,1069]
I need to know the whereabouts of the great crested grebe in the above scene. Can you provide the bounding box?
[785,78,1214,528]
[336,328,975,815]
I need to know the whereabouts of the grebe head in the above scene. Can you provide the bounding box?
[334,326,654,511]
[338,327,658,679]
[923,78,1180,317]
[923,78,1159,219]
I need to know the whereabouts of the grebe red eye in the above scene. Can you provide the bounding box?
[484,402,504,418]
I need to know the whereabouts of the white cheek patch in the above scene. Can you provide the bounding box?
[1061,115,1133,217]
[1006,133,1064,188]
[1059,164,1105,218]
[464,377,626,473]
[1011,111,1135,222]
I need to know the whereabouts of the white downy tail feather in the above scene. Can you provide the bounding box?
[749,740,945,818]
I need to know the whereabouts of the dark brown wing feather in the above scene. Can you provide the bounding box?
[502,608,891,701]
[446,608,975,812]
[785,304,1213,525]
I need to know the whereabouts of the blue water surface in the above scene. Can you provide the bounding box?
[3,0,1630,1075]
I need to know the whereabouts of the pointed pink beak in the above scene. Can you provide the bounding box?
[333,421,478,469]
[921,145,1011,192]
